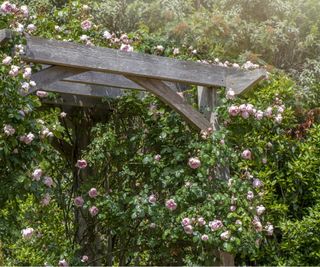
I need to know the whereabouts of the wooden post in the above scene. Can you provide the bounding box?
[197,86,235,266]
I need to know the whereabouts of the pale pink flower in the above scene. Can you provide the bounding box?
[241,149,252,160]
[3,124,15,136]
[2,56,12,65]
[148,194,157,204]
[228,105,239,116]
[120,44,133,52]
[27,24,36,32]
[21,82,30,91]
[239,104,247,112]
[247,191,254,201]
[43,176,53,187]
[1,1,13,13]
[120,34,128,43]
[191,49,197,55]
[55,25,62,32]
[253,178,263,188]
[256,205,266,215]
[32,168,42,181]
[226,89,235,100]
[21,227,34,239]
[80,34,89,41]
[20,5,29,17]
[173,48,180,55]
[60,112,67,118]
[188,157,201,169]
[103,30,112,39]
[81,20,92,31]
[183,225,193,234]
[235,220,242,226]
[201,234,209,241]
[81,255,89,263]
[76,159,87,169]
[181,217,191,226]
[255,110,264,120]
[89,206,99,216]
[20,132,35,144]
[262,158,267,164]
[41,193,51,206]
[58,259,69,267]
[149,223,156,228]
[9,65,19,77]
[230,205,236,212]
[278,106,285,113]
[241,111,250,119]
[88,188,98,198]
[15,23,24,33]
[165,199,177,211]
[74,196,84,207]
[154,154,161,161]
[156,45,164,52]
[246,104,254,114]
[253,217,263,232]
[209,219,223,231]
[30,80,36,87]
[36,91,48,98]
[198,217,206,226]
[220,230,231,241]
[265,223,274,236]
[275,114,283,124]
[264,107,273,118]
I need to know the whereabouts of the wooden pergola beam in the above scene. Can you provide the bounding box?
[126,76,211,130]
[42,94,109,108]
[0,29,12,44]
[22,35,266,90]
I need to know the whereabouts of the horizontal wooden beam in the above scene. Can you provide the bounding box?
[23,36,229,87]
[126,76,211,131]
[42,81,126,98]
[41,94,108,108]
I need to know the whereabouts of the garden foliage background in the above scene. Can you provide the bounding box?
[0,0,320,266]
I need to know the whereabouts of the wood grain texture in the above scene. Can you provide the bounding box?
[28,66,85,95]
[42,81,126,98]
[42,94,107,108]
[126,76,211,131]
[226,68,267,95]
[23,36,228,87]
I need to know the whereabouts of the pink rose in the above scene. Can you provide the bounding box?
[149,223,156,228]
[20,5,29,17]
[228,105,239,116]
[2,56,12,65]
[226,89,235,100]
[32,168,42,181]
[1,1,14,13]
[201,234,209,241]
[255,110,264,120]
[89,206,99,216]
[275,114,283,124]
[81,20,92,30]
[265,223,274,236]
[183,225,193,235]
[58,259,69,267]
[3,124,15,136]
[154,154,161,161]
[165,199,177,211]
[148,194,157,204]
[27,24,36,32]
[103,30,112,39]
[256,205,266,215]
[198,217,206,226]
[76,159,87,169]
[220,230,231,241]
[181,217,191,226]
[43,176,53,187]
[241,149,252,160]
[209,219,223,231]
[74,196,84,207]
[21,227,34,239]
[264,107,273,118]
[241,111,250,119]
[120,44,133,52]
[9,65,19,77]
[41,193,51,206]
[252,178,263,188]
[252,217,263,232]
[88,188,98,198]
[36,91,48,98]
[247,191,254,200]
[262,158,267,164]
[188,157,201,169]
[60,112,67,118]
[230,205,236,212]
[81,255,89,262]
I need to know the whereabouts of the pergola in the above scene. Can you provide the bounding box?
[1,29,266,131]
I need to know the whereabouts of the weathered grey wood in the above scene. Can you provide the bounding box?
[197,86,219,130]
[23,36,228,87]
[63,71,180,92]
[126,76,211,131]
[28,66,85,95]
[41,94,107,108]
[226,68,266,95]
[0,29,12,45]
[42,81,126,98]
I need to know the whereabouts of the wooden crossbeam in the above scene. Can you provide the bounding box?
[42,81,126,98]
[42,94,108,108]
[0,29,12,44]
[23,35,231,87]
[28,66,85,95]
[126,76,211,131]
